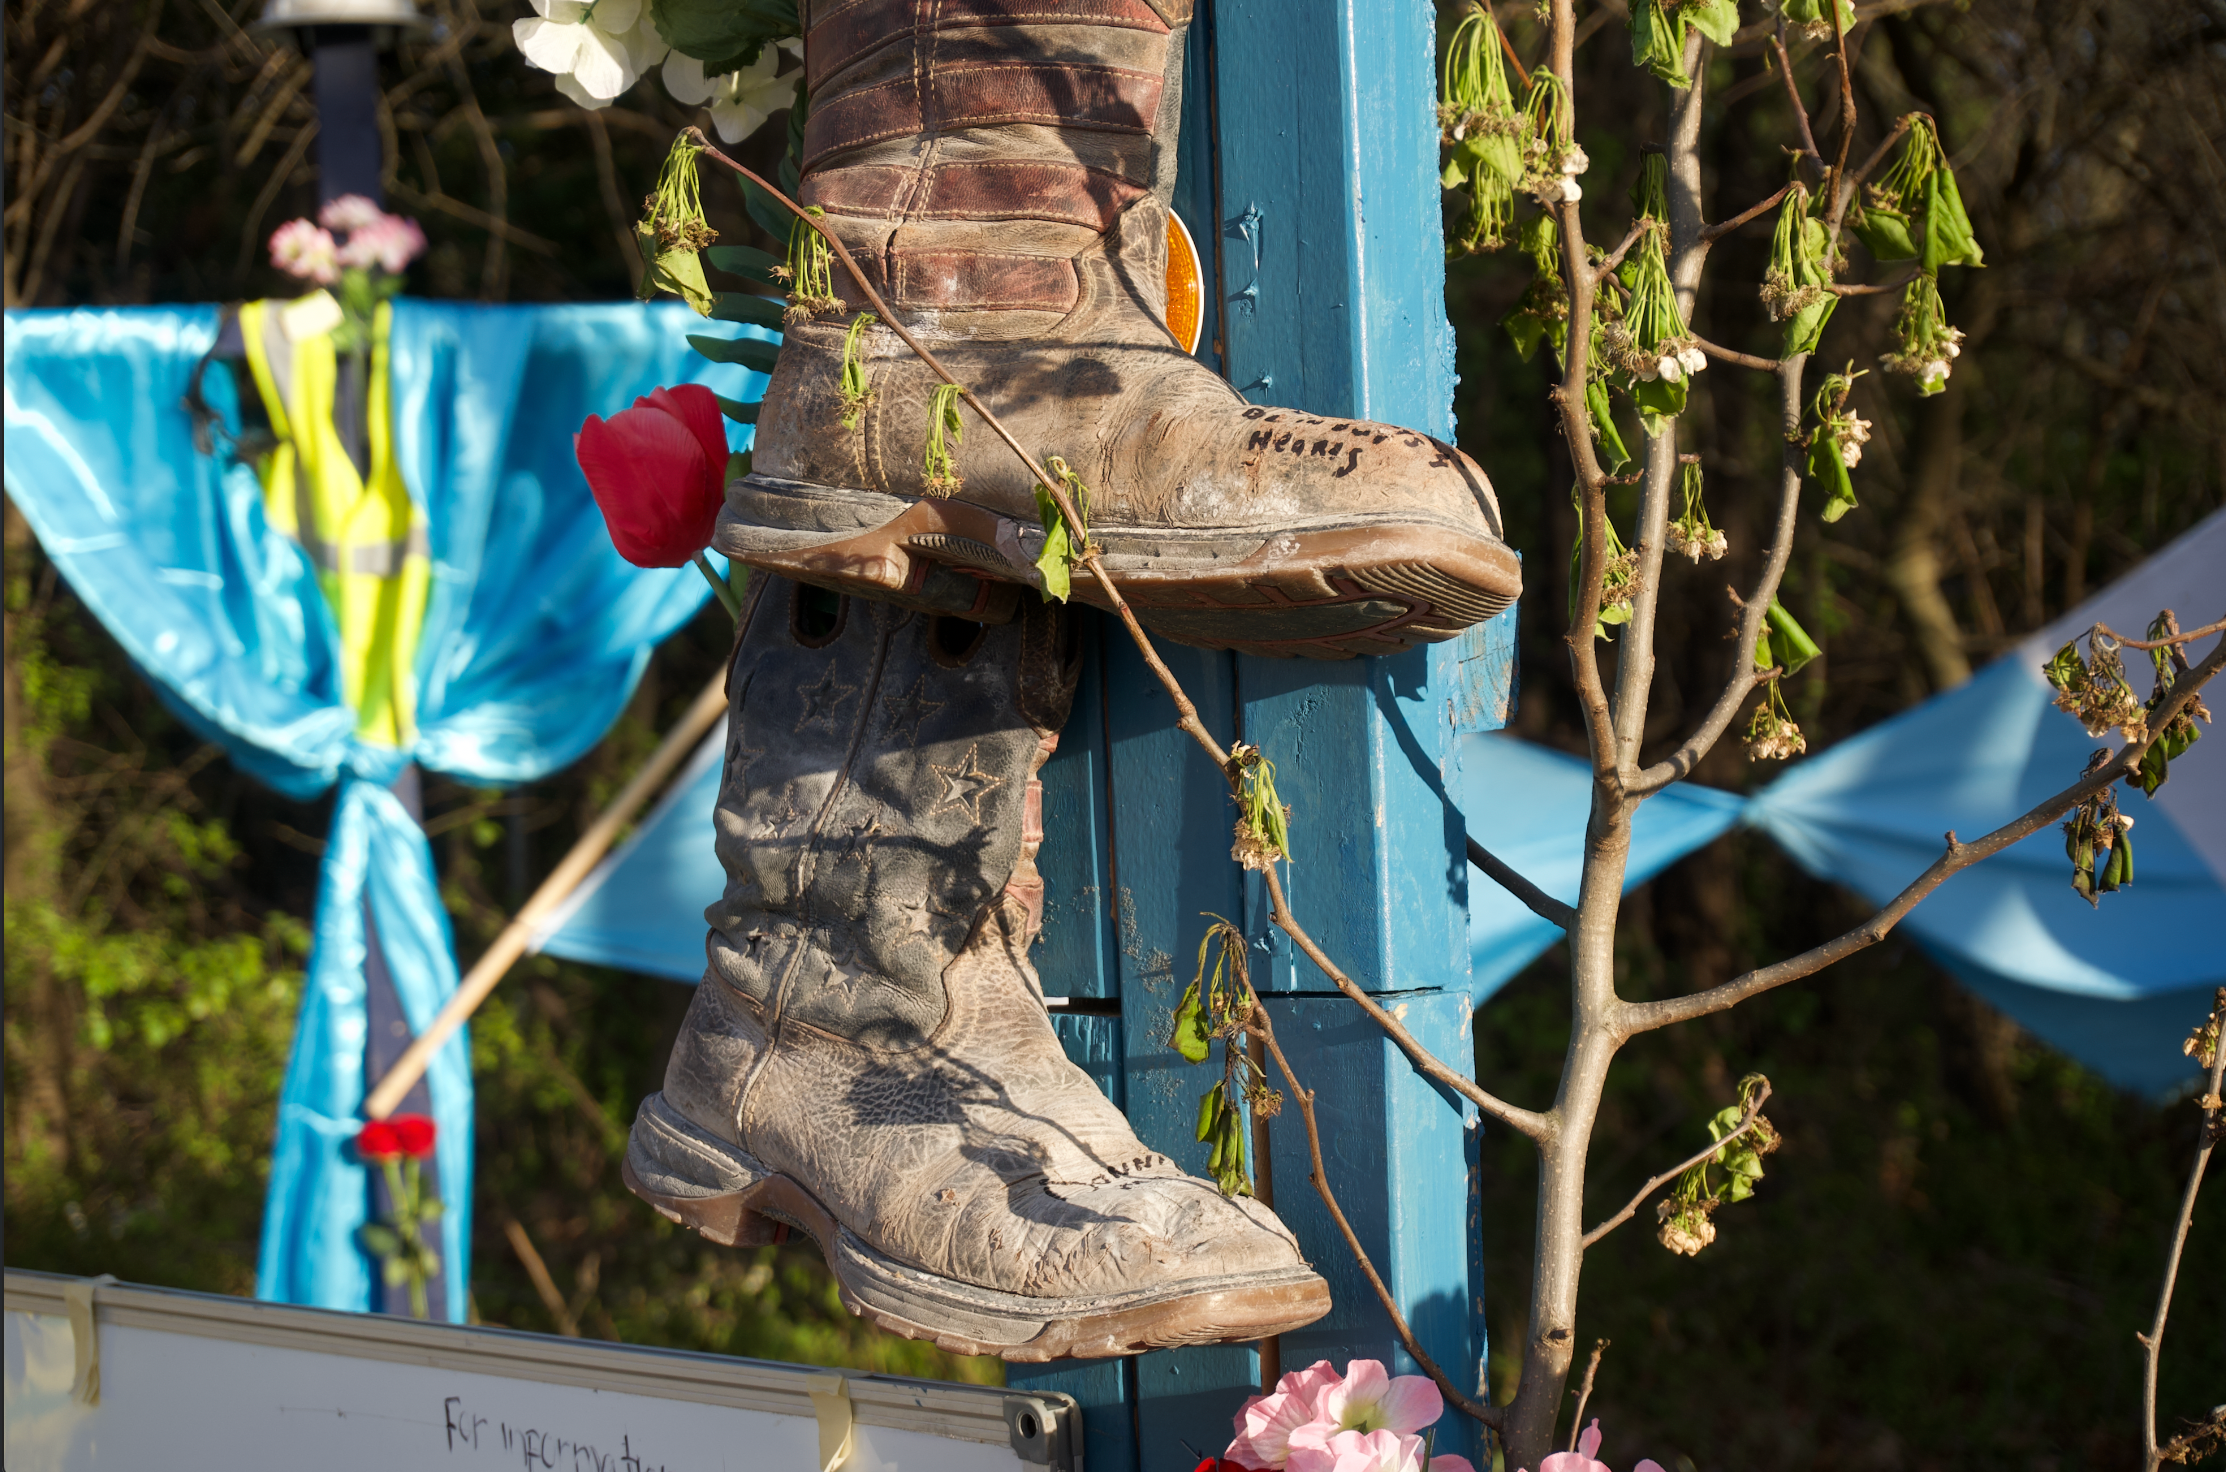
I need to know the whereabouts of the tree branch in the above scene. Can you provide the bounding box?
[1245,991,1504,1431]
[1773,24,1824,166]
[1700,182,1793,243]
[2140,988,2225,1472]
[1580,1080,1772,1248]
[1591,220,1652,283]
[1262,865,1553,1142]
[1828,270,1918,296]
[1629,359,1810,794]
[2096,616,2226,652]
[1619,640,2226,1034]
[1467,836,1575,929]
[1848,112,1916,190]
[1693,335,1783,372]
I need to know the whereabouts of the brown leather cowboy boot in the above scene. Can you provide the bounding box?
[717,0,1521,660]
[624,576,1331,1358]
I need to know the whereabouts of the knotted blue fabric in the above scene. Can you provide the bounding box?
[4,300,770,1319]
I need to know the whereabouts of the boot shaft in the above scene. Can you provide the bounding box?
[705,576,1077,1048]
[799,0,1192,322]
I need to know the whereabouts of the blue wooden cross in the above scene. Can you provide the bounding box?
[1009,3,1518,1467]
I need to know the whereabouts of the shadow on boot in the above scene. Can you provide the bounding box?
[625,576,1332,1359]
[717,1,1522,659]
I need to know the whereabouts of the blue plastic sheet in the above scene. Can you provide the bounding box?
[4,300,772,1318]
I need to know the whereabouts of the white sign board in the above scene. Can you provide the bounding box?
[5,1272,1075,1472]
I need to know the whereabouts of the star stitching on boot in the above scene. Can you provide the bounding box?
[878,674,949,749]
[889,901,957,959]
[830,809,886,878]
[927,743,1004,825]
[793,663,861,734]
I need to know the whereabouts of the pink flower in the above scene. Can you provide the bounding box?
[269,218,339,285]
[337,213,428,274]
[1227,1360,1345,1470]
[319,193,386,233]
[1527,1420,1664,1472]
[1287,1429,1446,1472]
[1317,1361,1442,1438]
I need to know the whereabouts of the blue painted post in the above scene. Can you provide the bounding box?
[1014,3,1516,1468]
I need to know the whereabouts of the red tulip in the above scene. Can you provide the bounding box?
[389,1113,437,1158]
[355,1119,402,1161]
[576,383,729,567]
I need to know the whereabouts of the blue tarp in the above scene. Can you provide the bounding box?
[3,300,770,1317]
[534,512,2223,1096]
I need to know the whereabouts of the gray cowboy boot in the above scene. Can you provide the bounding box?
[717,0,1521,660]
[624,576,1330,1359]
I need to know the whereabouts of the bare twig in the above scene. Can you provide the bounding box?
[1693,335,1782,371]
[1700,181,1793,242]
[1244,991,1504,1431]
[2139,988,2225,1472]
[1629,360,1809,794]
[1467,836,1575,929]
[1591,220,1652,282]
[1581,1080,1773,1248]
[1828,271,1918,296]
[502,1216,581,1338]
[1259,866,1551,1141]
[2095,616,2226,651]
[1566,1339,1608,1447]
[1773,24,1823,165]
[1826,0,1858,212]
[1621,639,2226,1034]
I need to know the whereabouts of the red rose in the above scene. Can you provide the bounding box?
[1194,1460,1246,1472]
[355,1119,402,1161]
[575,383,730,568]
[389,1113,437,1158]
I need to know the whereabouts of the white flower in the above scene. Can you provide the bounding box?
[1636,358,1659,382]
[1679,345,1707,374]
[1560,143,1590,176]
[1561,178,1583,202]
[662,43,799,143]
[1840,440,1862,468]
[1657,353,1684,384]
[515,0,668,108]
[1923,359,1950,383]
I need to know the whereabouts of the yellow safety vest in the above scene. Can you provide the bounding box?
[238,292,429,749]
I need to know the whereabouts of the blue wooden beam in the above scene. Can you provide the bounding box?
[1015,3,1512,1467]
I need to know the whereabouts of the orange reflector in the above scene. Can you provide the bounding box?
[1165,210,1204,355]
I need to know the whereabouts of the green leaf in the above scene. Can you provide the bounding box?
[1758,598,1822,675]
[1630,0,1694,88]
[359,1224,401,1257]
[1585,378,1631,474]
[1688,0,1740,46]
[1921,166,1985,271]
[1809,429,1857,521]
[649,0,798,67]
[1850,202,1919,261]
[706,244,785,284]
[1196,1086,1223,1142]
[716,395,763,425]
[711,291,787,330]
[641,238,717,316]
[1169,982,1212,1064]
[1632,373,1688,432]
[687,334,783,374]
[1782,292,1836,357]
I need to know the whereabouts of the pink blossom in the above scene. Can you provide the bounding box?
[336,213,428,274]
[318,193,385,233]
[1287,1429,1424,1472]
[1526,1420,1664,1472]
[1319,1361,1443,1437]
[1227,1360,1344,1470]
[268,218,339,284]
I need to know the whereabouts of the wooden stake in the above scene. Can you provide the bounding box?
[362,671,729,1120]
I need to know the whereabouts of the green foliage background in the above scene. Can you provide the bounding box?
[5,0,2223,1465]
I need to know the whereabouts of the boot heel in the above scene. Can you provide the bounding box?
[621,1155,783,1247]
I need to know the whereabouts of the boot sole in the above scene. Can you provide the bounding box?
[623,1092,1332,1361]
[716,474,1520,659]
